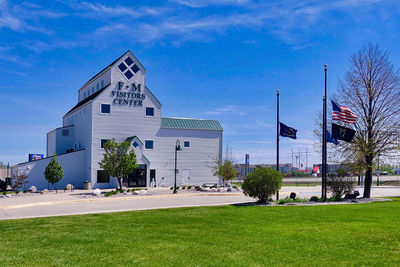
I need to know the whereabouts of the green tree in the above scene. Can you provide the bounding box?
[0,161,6,168]
[44,154,64,192]
[216,160,238,185]
[99,138,138,191]
[242,167,282,203]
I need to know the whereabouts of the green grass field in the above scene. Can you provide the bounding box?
[1,198,400,266]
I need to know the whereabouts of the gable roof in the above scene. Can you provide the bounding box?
[161,117,223,131]
[126,136,143,145]
[146,86,162,107]
[64,84,110,117]
[79,50,146,91]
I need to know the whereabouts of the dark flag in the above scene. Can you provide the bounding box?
[332,100,357,123]
[279,122,297,139]
[332,123,355,142]
[327,130,339,145]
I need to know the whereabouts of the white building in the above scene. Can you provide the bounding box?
[13,51,223,190]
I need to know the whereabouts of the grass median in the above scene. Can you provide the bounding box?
[0,198,399,266]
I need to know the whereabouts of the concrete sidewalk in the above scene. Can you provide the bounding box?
[1,186,399,220]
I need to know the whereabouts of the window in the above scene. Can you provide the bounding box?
[92,87,94,93]
[79,142,81,149]
[97,170,110,183]
[96,83,99,90]
[101,139,109,148]
[118,62,127,72]
[131,64,140,73]
[62,129,69,136]
[124,70,133,79]
[101,80,104,88]
[132,141,139,148]
[125,57,134,66]
[184,141,190,148]
[87,90,90,96]
[84,92,86,98]
[145,140,154,149]
[146,107,154,117]
[101,104,110,114]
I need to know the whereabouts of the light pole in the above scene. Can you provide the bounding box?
[173,140,182,194]
[377,153,380,186]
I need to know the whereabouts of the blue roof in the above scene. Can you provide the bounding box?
[161,117,223,131]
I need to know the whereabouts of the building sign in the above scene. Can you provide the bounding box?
[111,82,145,106]
[29,154,44,162]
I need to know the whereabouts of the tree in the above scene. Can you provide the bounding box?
[13,172,28,191]
[242,167,282,203]
[99,138,138,191]
[44,154,64,192]
[0,161,6,168]
[337,44,400,198]
[211,145,237,186]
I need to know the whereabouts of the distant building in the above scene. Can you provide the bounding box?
[235,163,293,179]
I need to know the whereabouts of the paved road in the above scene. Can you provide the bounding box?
[283,175,400,183]
[1,186,399,220]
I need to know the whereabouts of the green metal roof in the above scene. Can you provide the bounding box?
[161,117,223,131]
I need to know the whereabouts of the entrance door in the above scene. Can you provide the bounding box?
[182,169,190,185]
[150,169,156,187]
[124,164,147,187]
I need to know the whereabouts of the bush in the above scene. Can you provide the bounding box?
[277,197,293,205]
[242,167,282,203]
[187,186,192,189]
[170,187,173,190]
[232,185,238,189]
[2,191,7,195]
[23,190,28,193]
[310,196,320,202]
[329,195,343,202]
[105,192,113,197]
[293,198,308,203]
[182,186,186,189]
[327,171,354,199]
[15,190,20,194]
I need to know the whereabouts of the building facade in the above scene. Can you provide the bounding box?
[13,51,223,189]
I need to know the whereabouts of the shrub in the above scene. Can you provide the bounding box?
[170,187,173,190]
[187,186,192,189]
[242,167,282,203]
[329,195,342,202]
[293,198,308,203]
[232,185,238,189]
[176,186,180,190]
[310,196,320,202]
[23,190,28,193]
[327,171,354,199]
[105,192,112,197]
[182,186,186,189]
[2,191,6,195]
[15,190,20,194]
[277,197,292,205]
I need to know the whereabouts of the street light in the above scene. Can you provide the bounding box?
[173,140,182,194]
[377,153,380,186]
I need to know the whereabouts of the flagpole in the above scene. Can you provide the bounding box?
[322,64,328,201]
[276,89,280,201]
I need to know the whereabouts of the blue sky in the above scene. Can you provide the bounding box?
[1,0,400,167]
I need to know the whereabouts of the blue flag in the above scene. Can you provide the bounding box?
[327,130,339,145]
[279,122,297,139]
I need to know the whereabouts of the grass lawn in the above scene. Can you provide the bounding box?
[1,199,400,266]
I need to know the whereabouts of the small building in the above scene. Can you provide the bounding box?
[12,51,223,189]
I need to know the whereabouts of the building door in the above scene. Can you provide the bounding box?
[124,164,147,187]
[150,169,156,187]
[182,169,190,185]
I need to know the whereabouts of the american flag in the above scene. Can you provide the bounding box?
[331,100,357,123]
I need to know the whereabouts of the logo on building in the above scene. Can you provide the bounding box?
[111,81,145,107]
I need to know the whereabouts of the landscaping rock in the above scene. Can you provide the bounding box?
[138,190,147,195]
[41,189,49,194]
[196,185,203,191]
[28,186,37,193]
[227,187,233,192]
[124,192,131,195]
[210,188,218,192]
[132,191,139,195]
[65,184,74,191]
[92,188,101,196]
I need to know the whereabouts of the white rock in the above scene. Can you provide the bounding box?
[227,187,233,192]
[196,185,203,191]
[28,186,37,193]
[41,189,49,194]
[138,190,147,195]
[219,188,227,192]
[65,184,74,190]
[92,188,101,196]
[132,191,139,195]
[210,188,218,192]
[124,192,131,195]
